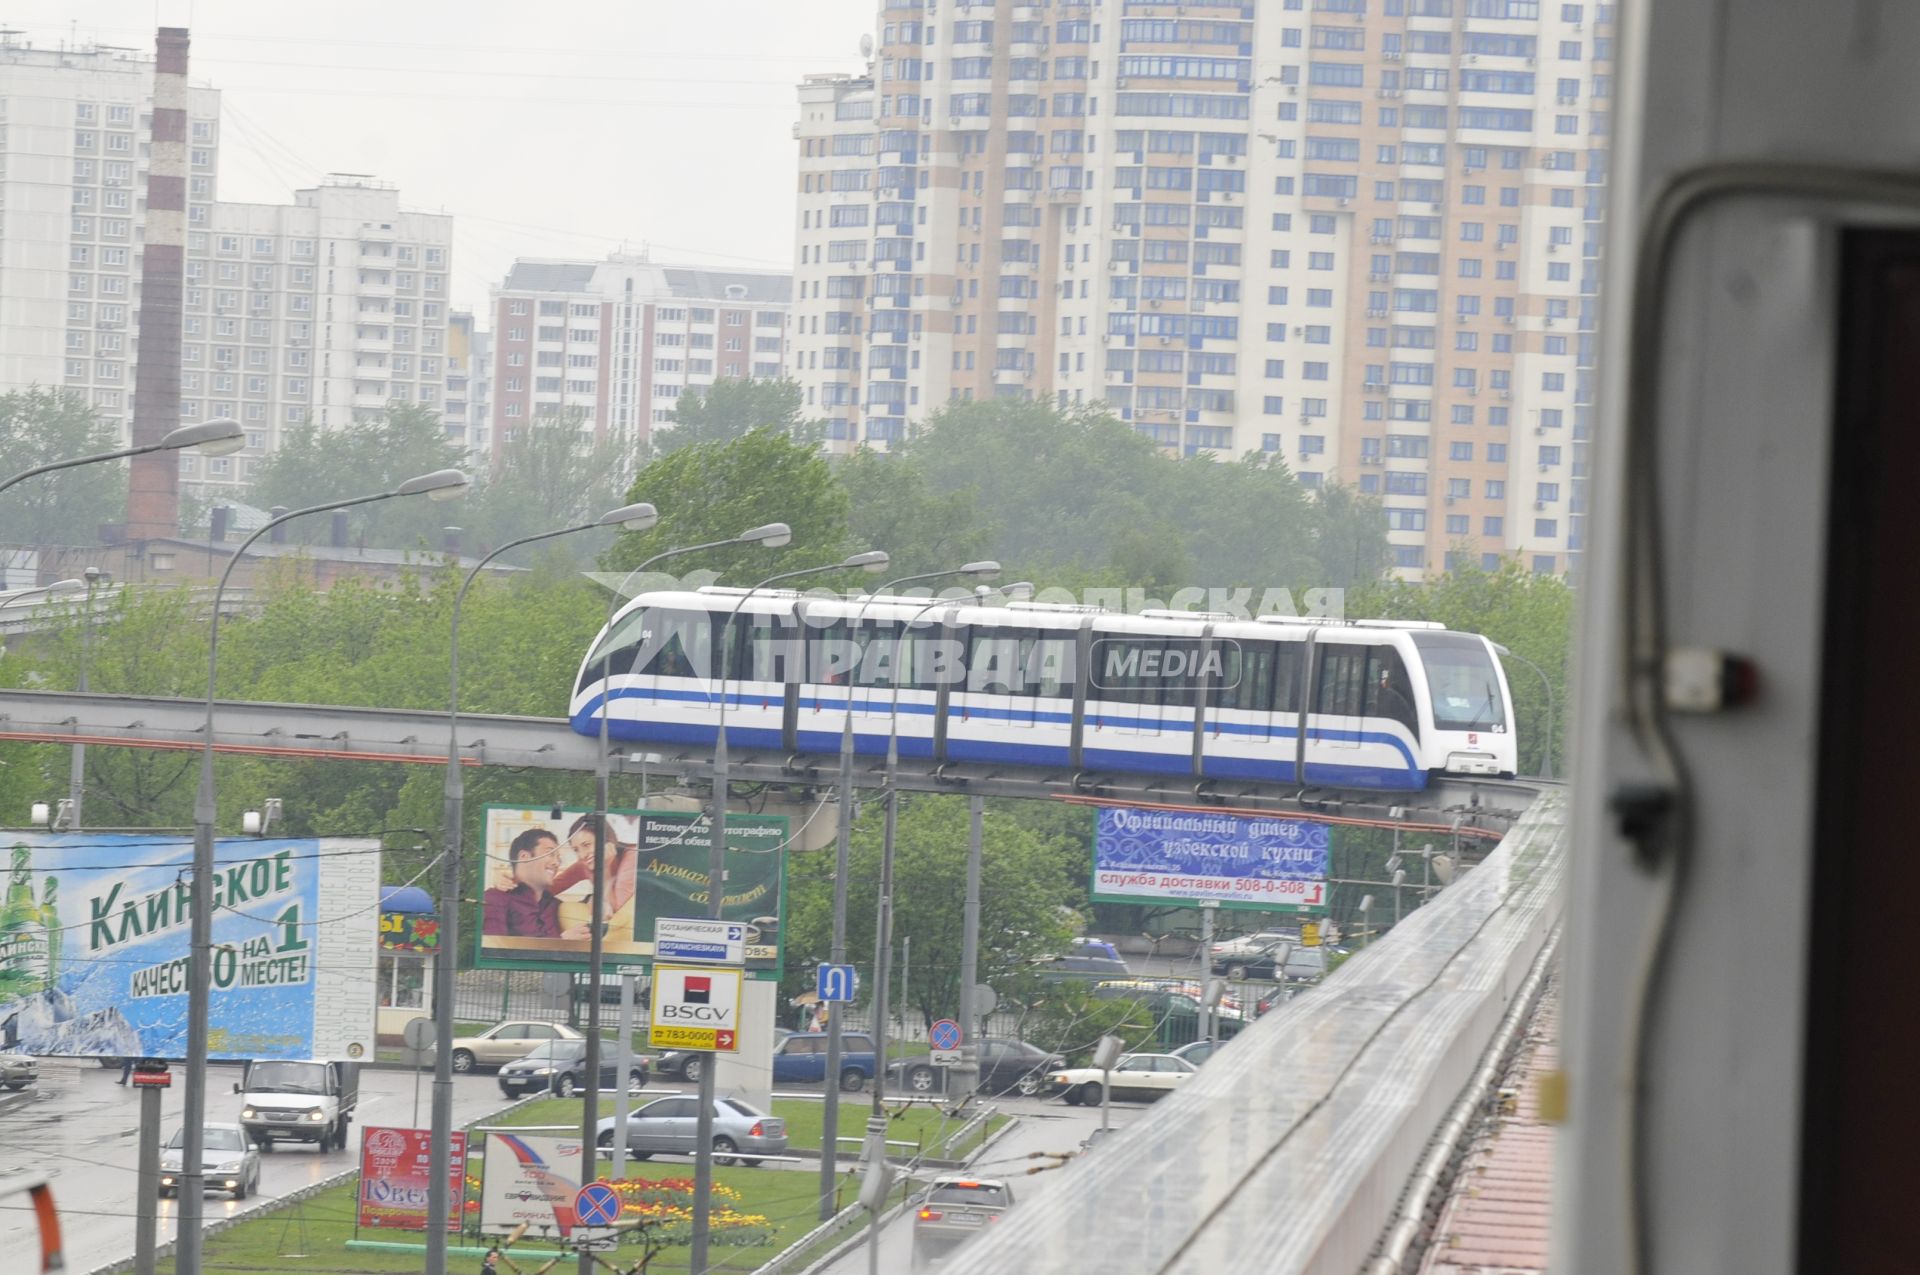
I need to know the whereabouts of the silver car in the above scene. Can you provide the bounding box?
[0,1053,36,1090]
[594,1095,787,1166]
[159,1123,262,1199]
[913,1176,1015,1269]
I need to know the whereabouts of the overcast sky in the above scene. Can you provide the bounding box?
[22,0,875,315]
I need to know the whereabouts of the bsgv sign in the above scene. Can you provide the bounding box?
[647,963,743,1052]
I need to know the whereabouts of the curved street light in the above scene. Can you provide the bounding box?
[0,418,246,501]
[691,548,887,1273]
[815,561,999,1217]
[176,467,468,1272]
[572,521,793,1205]
[423,499,656,1275]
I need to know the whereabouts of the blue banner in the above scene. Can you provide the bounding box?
[1091,807,1331,911]
[0,833,323,1059]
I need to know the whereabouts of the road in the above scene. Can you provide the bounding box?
[0,1057,519,1274]
[815,1090,1146,1275]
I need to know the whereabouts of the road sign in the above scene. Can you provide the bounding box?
[648,963,744,1052]
[1301,921,1321,948]
[574,1182,621,1229]
[817,963,857,1004]
[929,1018,962,1065]
[653,917,747,966]
[130,1070,171,1088]
[973,984,998,1016]
[401,1018,436,1051]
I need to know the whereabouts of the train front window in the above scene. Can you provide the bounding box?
[1410,632,1507,732]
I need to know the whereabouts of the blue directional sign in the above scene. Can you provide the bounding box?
[817,963,857,1004]
[574,1181,621,1229]
[929,1019,962,1052]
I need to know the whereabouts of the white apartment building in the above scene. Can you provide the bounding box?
[0,41,221,442]
[180,177,453,495]
[792,0,1612,577]
[489,256,790,457]
[446,309,490,458]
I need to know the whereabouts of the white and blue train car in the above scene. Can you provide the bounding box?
[569,588,1517,793]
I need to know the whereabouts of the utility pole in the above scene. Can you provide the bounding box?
[954,796,984,1098]
[818,719,856,1220]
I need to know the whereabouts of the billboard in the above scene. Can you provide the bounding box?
[358,1126,466,1230]
[0,832,379,1060]
[1090,807,1331,912]
[475,806,786,975]
[479,1132,591,1238]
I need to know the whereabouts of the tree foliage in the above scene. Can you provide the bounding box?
[782,795,1083,1030]
[656,379,817,456]
[462,412,640,557]
[0,389,128,546]
[246,405,466,550]
[604,427,853,584]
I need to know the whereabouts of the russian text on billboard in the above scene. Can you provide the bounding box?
[1090,807,1330,911]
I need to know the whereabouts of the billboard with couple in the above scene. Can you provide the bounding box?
[475,806,787,974]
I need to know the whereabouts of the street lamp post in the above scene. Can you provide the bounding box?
[0,419,245,502]
[177,468,467,1275]
[1491,642,1556,780]
[573,521,792,1275]
[818,563,1000,1221]
[692,549,887,1275]
[428,500,659,1275]
[861,579,1028,1275]
[69,567,108,828]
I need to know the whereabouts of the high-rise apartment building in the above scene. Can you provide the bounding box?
[182,177,453,495]
[0,40,221,444]
[488,256,790,456]
[446,309,491,458]
[792,0,1612,577]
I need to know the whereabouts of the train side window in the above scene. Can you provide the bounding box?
[1160,639,1202,709]
[1211,640,1275,712]
[1022,633,1074,698]
[806,618,851,684]
[731,610,804,682]
[850,619,900,688]
[1093,637,1158,707]
[1315,645,1369,716]
[968,628,1025,693]
[1272,641,1305,713]
[1364,645,1420,732]
[578,607,652,692]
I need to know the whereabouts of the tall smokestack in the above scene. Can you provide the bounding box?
[125,27,191,540]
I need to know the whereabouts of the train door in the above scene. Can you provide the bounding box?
[951,619,1020,761]
[1309,639,1367,784]
[1202,636,1274,781]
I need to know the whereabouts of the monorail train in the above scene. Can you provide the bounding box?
[569,588,1516,792]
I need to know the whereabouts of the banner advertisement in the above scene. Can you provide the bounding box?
[358,1126,466,1230]
[479,1132,590,1237]
[1090,807,1331,912]
[475,806,787,975]
[0,832,379,1060]
[378,912,440,954]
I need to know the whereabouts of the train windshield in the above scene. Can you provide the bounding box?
[1409,633,1507,733]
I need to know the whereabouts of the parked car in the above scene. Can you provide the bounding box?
[1211,942,1328,984]
[771,1031,873,1092]
[1170,1039,1219,1068]
[0,1053,36,1090]
[498,1040,648,1099]
[913,1176,1015,1270]
[887,1037,1066,1096]
[1088,979,1246,1048]
[1046,1053,1198,1105]
[595,1095,787,1166]
[450,1021,583,1074]
[1209,928,1303,962]
[572,970,650,1009]
[159,1123,262,1199]
[655,1028,792,1083]
[1033,938,1131,983]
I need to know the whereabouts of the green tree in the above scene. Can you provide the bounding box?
[656,379,814,455]
[604,428,852,582]
[834,448,990,580]
[464,412,641,558]
[0,389,127,546]
[782,795,1081,1030]
[1347,557,1574,776]
[246,405,465,549]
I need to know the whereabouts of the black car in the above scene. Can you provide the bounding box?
[1210,943,1328,984]
[888,1037,1067,1096]
[498,1040,649,1099]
